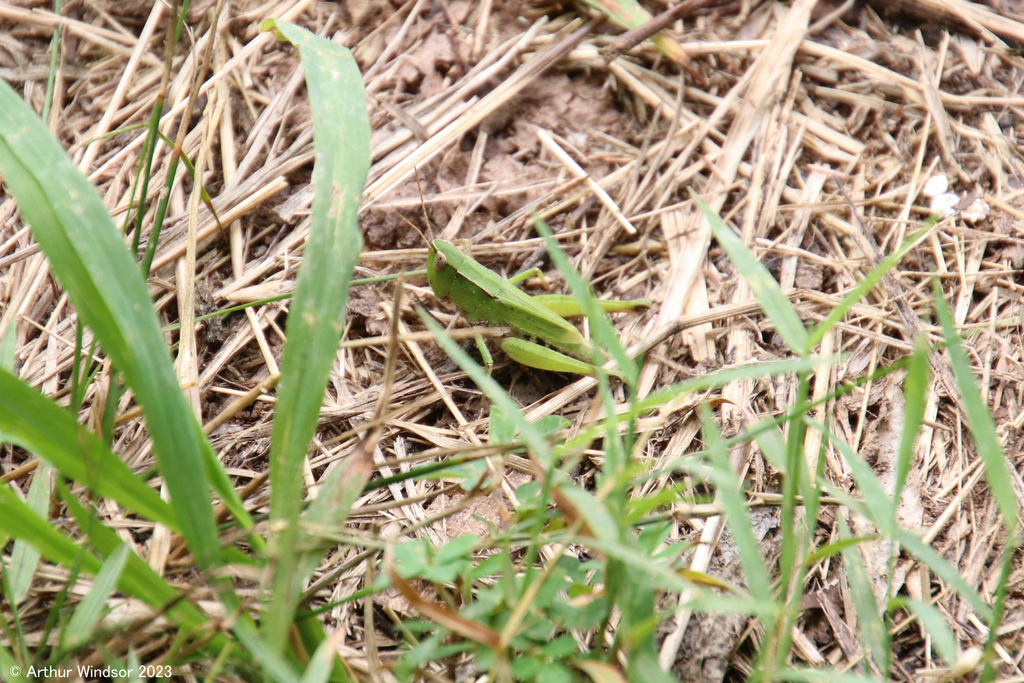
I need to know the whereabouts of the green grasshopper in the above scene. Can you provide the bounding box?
[426,239,649,376]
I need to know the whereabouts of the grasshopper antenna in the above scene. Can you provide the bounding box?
[394,212,429,248]
[413,167,436,241]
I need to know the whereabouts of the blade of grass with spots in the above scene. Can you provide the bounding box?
[258,19,371,654]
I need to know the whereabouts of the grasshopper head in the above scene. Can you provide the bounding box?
[426,240,456,298]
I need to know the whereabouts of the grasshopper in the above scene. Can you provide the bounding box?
[426,239,649,376]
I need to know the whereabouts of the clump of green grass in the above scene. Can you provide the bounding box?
[397,198,1008,683]
[0,20,371,682]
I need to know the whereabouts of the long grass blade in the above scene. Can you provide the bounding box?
[418,308,549,458]
[64,544,130,649]
[698,406,772,604]
[839,517,890,674]
[693,195,810,355]
[808,419,895,533]
[0,368,176,527]
[533,216,638,385]
[258,20,371,652]
[896,529,992,620]
[0,644,21,683]
[895,341,929,510]
[932,280,1019,531]
[0,484,103,579]
[0,80,220,567]
[57,484,227,646]
[806,222,934,350]
[777,669,883,683]
[8,463,52,605]
[888,597,958,667]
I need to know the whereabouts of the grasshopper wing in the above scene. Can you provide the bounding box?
[485,283,591,358]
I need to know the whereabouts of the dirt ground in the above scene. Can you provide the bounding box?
[3,0,1024,680]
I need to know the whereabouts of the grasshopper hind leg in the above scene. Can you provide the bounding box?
[530,295,651,319]
[500,338,619,377]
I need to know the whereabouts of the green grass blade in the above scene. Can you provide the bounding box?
[698,406,773,604]
[555,484,621,545]
[196,420,253,534]
[41,0,62,124]
[980,535,1018,683]
[419,308,549,458]
[806,222,934,350]
[294,617,351,683]
[125,651,144,683]
[896,529,992,620]
[751,418,788,471]
[687,591,781,621]
[8,463,52,605]
[838,517,889,674]
[0,644,21,683]
[57,483,226,644]
[633,356,832,417]
[895,341,929,509]
[304,452,372,531]
[579,536,691,594]
[137,155,176,276]
[533,216,638,385]
[126,106,161,248]
[584,536,779,623]
[627,647,684,683]
[693,195,810,355]
[888,597,958,666]
[807,418,895,534]
[298,632,340,683]
[932,280,1019,531]
[0,321,14,375]
[259,20,371,652]
[0,483,103,578]
[0,575,25,672]
[559,356,834,473]
[815,482,876,529]
[0,80,219,568]
[0,368,176,528]
[64,544,129,649]
[229,616,301,683]
[804,536,881,566]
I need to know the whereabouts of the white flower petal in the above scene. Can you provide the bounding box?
[929,193,960,217]
[922,175,949,198]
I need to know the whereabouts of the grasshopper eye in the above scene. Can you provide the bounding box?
[434,251,449,272]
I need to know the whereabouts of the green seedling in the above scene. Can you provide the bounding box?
[426,239,649,376]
